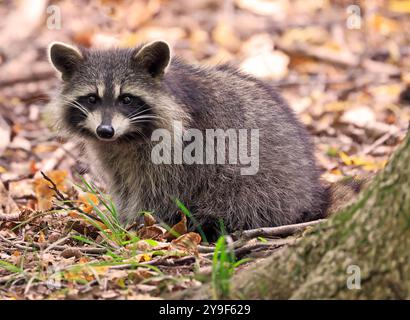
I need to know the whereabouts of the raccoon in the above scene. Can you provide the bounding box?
[46,40,330,238]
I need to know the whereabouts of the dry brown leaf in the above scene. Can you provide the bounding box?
[70,220,101,239]
[61,248,82,259]
[171,232,202,254]
[137,225,167,240]
[164,213,187,241]
[143,212,156,226]
[127,269,156,284]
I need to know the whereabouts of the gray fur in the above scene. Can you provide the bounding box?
[47,41,328,238]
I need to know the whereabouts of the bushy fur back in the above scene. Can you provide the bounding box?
[86,58,327,235]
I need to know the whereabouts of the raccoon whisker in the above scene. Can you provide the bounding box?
[129,120,158,125]
[68,103,89,116]
[60,98,89,116]
[128,106,152,118]
[130,128,150,142]
[129,115,166,122]
[60,95,89,111]
[130,116,165,122]
[71,102,88,113]
[129,117,163,123]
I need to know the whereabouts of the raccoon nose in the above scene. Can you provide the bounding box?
[96,124,115,139]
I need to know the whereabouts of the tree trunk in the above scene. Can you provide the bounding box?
[186,130,410,299]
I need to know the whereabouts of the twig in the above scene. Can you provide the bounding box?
[201,238,293,260]
[232,239,292,259]
[0,67,54,87]
[0,233,107,254]
[197,220,326,253]
[107,255,197,270]
[24,275,37,296]
[43,244,107,254]
[42,236,70,254]
[361,130,397,155]
[0,212,21,221]
[147,255,196,267]
[0,274,24,285]
[232,219,326,241]
[198,245,215,253]
[0,233,36,251]
[276,41,359,67]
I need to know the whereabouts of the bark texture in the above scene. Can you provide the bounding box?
[187,131,410,299]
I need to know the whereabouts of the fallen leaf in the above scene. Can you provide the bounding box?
[78,192,99,214]
[124,253,152,263]
[38,231,46,243]
[171,232,202,254]
[61,248,82,259]
[137,225,167,240]
[389,0,410,12]
[33,170,69,211]
[143,212,156,227]
[164,213,187,241]
[127,269,156,283]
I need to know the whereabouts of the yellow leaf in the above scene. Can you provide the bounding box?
[140,254,152,262]
[338,151,353,166]
[124,253,152,264]
[90,266,109,275]
[350,156,368,166]
[330,168,343,176]
[64,265,108,283]
[38,231,46,243]
[368,14,399,35]
[363,160,388,171]
[389,0,410,13]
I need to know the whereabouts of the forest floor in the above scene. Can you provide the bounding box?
[0,0,409,299]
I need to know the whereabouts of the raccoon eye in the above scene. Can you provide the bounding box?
[87,94,98,105]
[121,95,133,105]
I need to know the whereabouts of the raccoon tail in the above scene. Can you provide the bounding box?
[322,175,374,217]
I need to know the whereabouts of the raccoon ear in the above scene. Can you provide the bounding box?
[133,41,171,78]
[48,42,83,81]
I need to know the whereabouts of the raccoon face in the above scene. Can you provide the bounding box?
[48,41,171,142]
